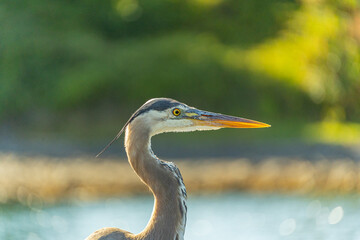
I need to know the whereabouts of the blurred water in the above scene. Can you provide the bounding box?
[0,193,360,240]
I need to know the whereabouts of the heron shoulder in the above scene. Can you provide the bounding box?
[85,227,134,240]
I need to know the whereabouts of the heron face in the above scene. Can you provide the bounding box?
[144,104,218,136]
[134,99,270,136]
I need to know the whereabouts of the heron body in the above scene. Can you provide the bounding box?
[86,98,270,240]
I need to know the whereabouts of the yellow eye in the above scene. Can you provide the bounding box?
[172,108,181,116]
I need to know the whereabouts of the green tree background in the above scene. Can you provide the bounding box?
[1,0,359,143]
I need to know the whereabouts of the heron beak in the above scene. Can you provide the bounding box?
[186,110,271,129]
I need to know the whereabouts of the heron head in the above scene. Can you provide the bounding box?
[96,98,270,157]
[130,98,270,136]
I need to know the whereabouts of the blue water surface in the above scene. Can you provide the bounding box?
[0,193,359,240]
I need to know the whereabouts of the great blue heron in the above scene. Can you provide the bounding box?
[86,98,270,240]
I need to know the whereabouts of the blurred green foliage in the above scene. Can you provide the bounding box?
[0,0,359,141]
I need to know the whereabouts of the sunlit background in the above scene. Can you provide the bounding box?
[1,0,360,239]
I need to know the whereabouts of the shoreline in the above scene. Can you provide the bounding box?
[0,153,358,204]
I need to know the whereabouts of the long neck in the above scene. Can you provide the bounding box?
[125,123,187,240]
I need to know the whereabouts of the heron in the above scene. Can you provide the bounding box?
[86,98,270,240]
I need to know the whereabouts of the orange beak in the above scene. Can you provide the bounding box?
[186,109,270,129]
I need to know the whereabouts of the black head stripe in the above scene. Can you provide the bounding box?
[129,98,184,122]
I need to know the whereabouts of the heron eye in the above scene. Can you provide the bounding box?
[172,108,181,116]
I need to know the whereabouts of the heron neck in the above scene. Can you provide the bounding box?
[124,124,186,240]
